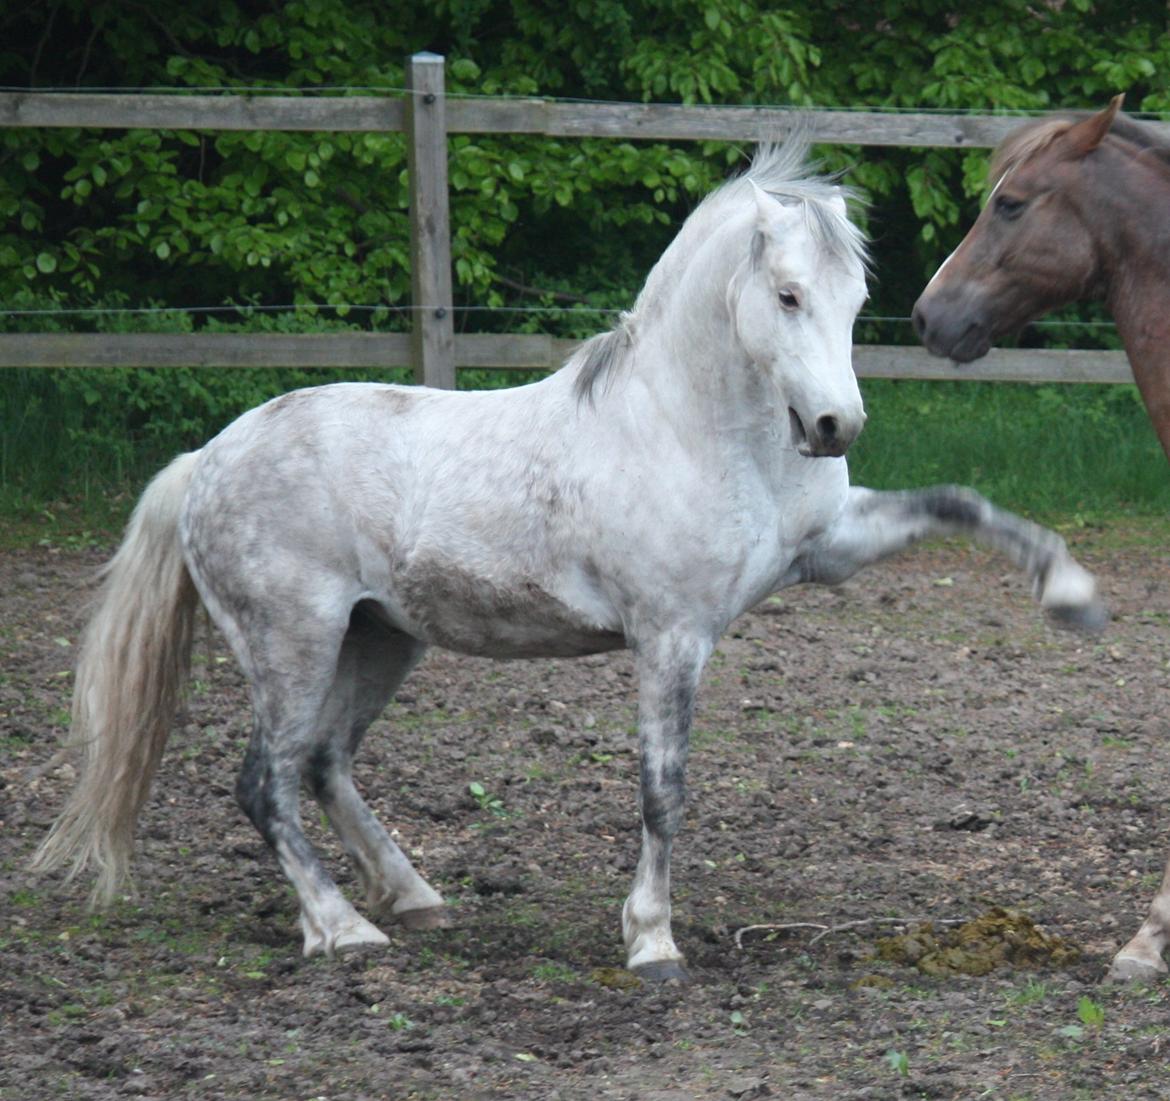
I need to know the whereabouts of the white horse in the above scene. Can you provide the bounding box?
[33,140,1104,980]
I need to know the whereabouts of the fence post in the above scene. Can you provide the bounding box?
[406,52,456,389]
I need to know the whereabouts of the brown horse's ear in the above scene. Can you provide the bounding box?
[1062,94,1124,157]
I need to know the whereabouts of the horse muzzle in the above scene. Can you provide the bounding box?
[788,405,866,458]
[912,292,994,364]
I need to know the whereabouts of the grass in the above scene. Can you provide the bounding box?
[850,378,1170,519]
[3,372,1170,545]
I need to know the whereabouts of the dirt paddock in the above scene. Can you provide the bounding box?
[3,530,1170,1100]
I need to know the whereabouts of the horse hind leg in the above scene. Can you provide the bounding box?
[1106,855,1170,984]
[305,605,446,930]
[229,606,395,958]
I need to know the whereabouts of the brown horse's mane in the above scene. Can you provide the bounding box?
[990,110,1170,188]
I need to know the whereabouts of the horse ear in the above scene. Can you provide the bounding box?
[748,179,775,225]
[1063,94,1124,158]
[747,181,776,269]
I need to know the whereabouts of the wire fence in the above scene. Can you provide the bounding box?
[0,56,1139,384]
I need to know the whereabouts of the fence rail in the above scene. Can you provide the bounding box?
[0,333,1131,384]
[0,56,1144,388]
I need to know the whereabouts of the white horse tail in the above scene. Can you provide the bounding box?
[31,451,202,906]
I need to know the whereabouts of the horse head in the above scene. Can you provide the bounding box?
[727,172,869,457]
[912,96,1124,362]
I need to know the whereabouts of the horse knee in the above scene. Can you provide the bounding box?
[641,775,686,838]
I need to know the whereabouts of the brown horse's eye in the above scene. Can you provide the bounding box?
[994,194,1027,221]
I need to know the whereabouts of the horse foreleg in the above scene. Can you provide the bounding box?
[623,633,712,981]
[1107,856,1170,983]
[799,485,1106,628]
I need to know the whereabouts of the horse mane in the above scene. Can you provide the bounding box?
[991,110,1170,188]
[572,136,868,405]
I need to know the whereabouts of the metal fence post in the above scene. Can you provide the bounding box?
[406,52,456,389]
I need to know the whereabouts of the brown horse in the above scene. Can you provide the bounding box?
[913,95,1170,984]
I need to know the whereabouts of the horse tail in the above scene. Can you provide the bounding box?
[31,451,202,906]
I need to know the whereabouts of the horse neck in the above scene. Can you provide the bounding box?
[627,210,772,427]
[1111,283,1170,464]
[1093,150,1170,462]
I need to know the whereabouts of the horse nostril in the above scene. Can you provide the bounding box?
[816,414,839,444]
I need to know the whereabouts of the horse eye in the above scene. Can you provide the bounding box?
[994,194,1027,220]
[778,289,800,310]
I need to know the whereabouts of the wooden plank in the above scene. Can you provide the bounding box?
[0,333,1131,384]
[0,333,412,368]
[0,91,404,132]
[7,90,1168,150]
[0,332,576,370]
[853,345,1132,384]
[406,54,456,389]
[447,100,1032,148]
[456,333,581,369]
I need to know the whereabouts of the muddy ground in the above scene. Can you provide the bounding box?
[4,526,1170,1100]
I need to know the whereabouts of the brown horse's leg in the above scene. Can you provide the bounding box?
[1107,856,1170,983]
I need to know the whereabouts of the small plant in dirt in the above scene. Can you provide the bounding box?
[1077,996,1105,1028]
[1006,978,1049,1006]
[468,780,506,818]
[884,1049,910,1077]
[1058,997,1105,1043]
[370,1007,413,1031]
[531,961,576,983]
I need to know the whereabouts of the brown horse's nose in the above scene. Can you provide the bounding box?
[911,302,929,342]
[912,290,992,364]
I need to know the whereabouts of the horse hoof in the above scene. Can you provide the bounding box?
[1046,600,1109,632]
[395,905,451,931]
[630,959,690,984]
[332,924,391,957]
[1104,954,1166,985]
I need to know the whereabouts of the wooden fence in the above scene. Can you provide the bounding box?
[1,53,1151,387]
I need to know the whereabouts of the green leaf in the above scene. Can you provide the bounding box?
[450,58,481,82]
[35,252,57,273]
[1077,996,1105,1028]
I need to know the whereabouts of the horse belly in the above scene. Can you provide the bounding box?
[392,560,624,659]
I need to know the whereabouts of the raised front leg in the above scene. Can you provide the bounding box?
[798,485,1105,628]
[1107,856,1170,983]
[623,633,713,982]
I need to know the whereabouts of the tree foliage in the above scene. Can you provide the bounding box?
[2,2,1169,508]
[3,0,1168,334]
